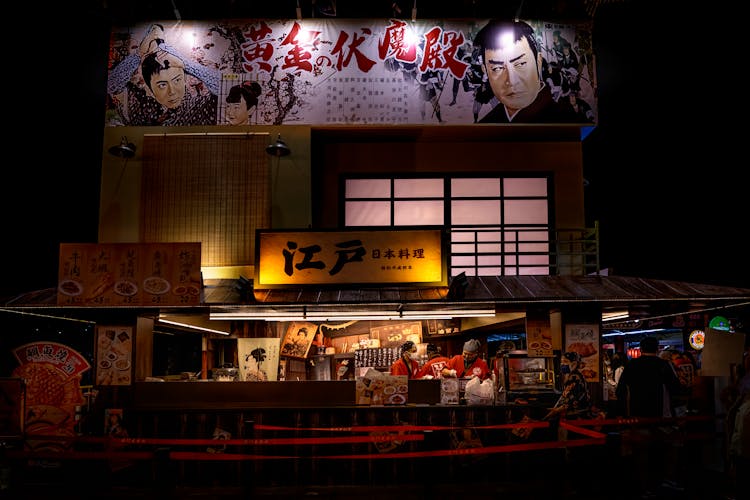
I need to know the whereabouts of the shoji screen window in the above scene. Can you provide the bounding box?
[344,178,444,226]
[344,176,550,277]
[451,177,550,277]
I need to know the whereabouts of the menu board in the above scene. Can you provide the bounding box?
[355,369,408,405]
[95,326,133,386]
[369,322,422,348]
[57,243,201,307]
[526,316,554,357]
[564,324,600,382]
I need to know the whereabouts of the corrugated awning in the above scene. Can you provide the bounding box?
[4,275,750,321]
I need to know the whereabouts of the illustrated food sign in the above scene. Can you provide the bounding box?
[57,242,201,307]
[96,326,133,386]
[564,324,599,382]
[11,342,90,451]
[256,229,446,287]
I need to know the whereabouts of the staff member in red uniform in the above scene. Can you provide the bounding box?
[390,340,420,378]
[416,343,450,379]
[442,339,490,380]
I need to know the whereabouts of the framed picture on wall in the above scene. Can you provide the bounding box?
[279,321,317,359]
[238,338,281,381]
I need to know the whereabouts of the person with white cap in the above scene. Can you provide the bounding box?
[442,339,490,380]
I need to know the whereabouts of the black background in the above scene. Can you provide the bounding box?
[2,0,746,299]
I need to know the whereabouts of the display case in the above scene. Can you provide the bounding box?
[504,355,556,394]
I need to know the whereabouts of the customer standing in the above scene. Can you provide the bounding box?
[727,351,750,500]
[616,336,683,497]
[606,351,627,416]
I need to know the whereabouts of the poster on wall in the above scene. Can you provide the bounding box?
[564,324,599,382]
[106,19,596,128]
[280,322,317,359]
[369,321,423,348]
[57,242,202,307]
[95,326,133,386]
[238,338,281,381]
[11,342,90,451]
[104,408,128,437]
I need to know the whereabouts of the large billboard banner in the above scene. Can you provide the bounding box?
[106,18,596,127]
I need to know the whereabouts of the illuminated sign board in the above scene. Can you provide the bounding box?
[57,242,202,307]
[256,229,446,287]
[708,315,731,331]
[688,330,705,350]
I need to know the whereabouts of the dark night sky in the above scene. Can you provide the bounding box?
[2,1,747,299]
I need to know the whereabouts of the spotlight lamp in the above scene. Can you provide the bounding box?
[265,134,291,157]
[108,136,137,158]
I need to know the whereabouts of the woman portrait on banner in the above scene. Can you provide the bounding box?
[106,24,220,126]
[225,81,262,125]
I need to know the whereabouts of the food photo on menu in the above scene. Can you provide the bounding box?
[96,326,133,385]
[564,324,600,381]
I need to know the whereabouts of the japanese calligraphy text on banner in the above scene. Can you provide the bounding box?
[106,19,596,127]
[256,229,446,287]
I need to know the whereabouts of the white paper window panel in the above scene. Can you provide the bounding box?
[452,255,476,266]
[452,232,475,243]
[478,255,502,266]
[451,267,477,276]
[451,243,476,253]
[503,242,550,253]
[477,243,501,253]
[345,179,391,198]
[479,267,503,275]
[394,178,443,198]
[478,231,502,242]
[450,230,503,243]
[450,265,504,277]
[500,266,550,276]
[504,178,548,197]
[451,248,500,258]
[503,199,549,225]
[394,200,444,225]
[345,201,391,226]
[505,255,516,265]
[451,178,501,197]
[451,242,501,251]
[451,200,501,224]
[502,230,548,242]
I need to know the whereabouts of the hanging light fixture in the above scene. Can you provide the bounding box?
[108,136,137,158]
[265,134,291,157]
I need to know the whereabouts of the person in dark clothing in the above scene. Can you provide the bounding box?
[616,336,684,497]
[616,336,682,417]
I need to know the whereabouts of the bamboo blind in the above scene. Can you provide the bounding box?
[140,134,270,267]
